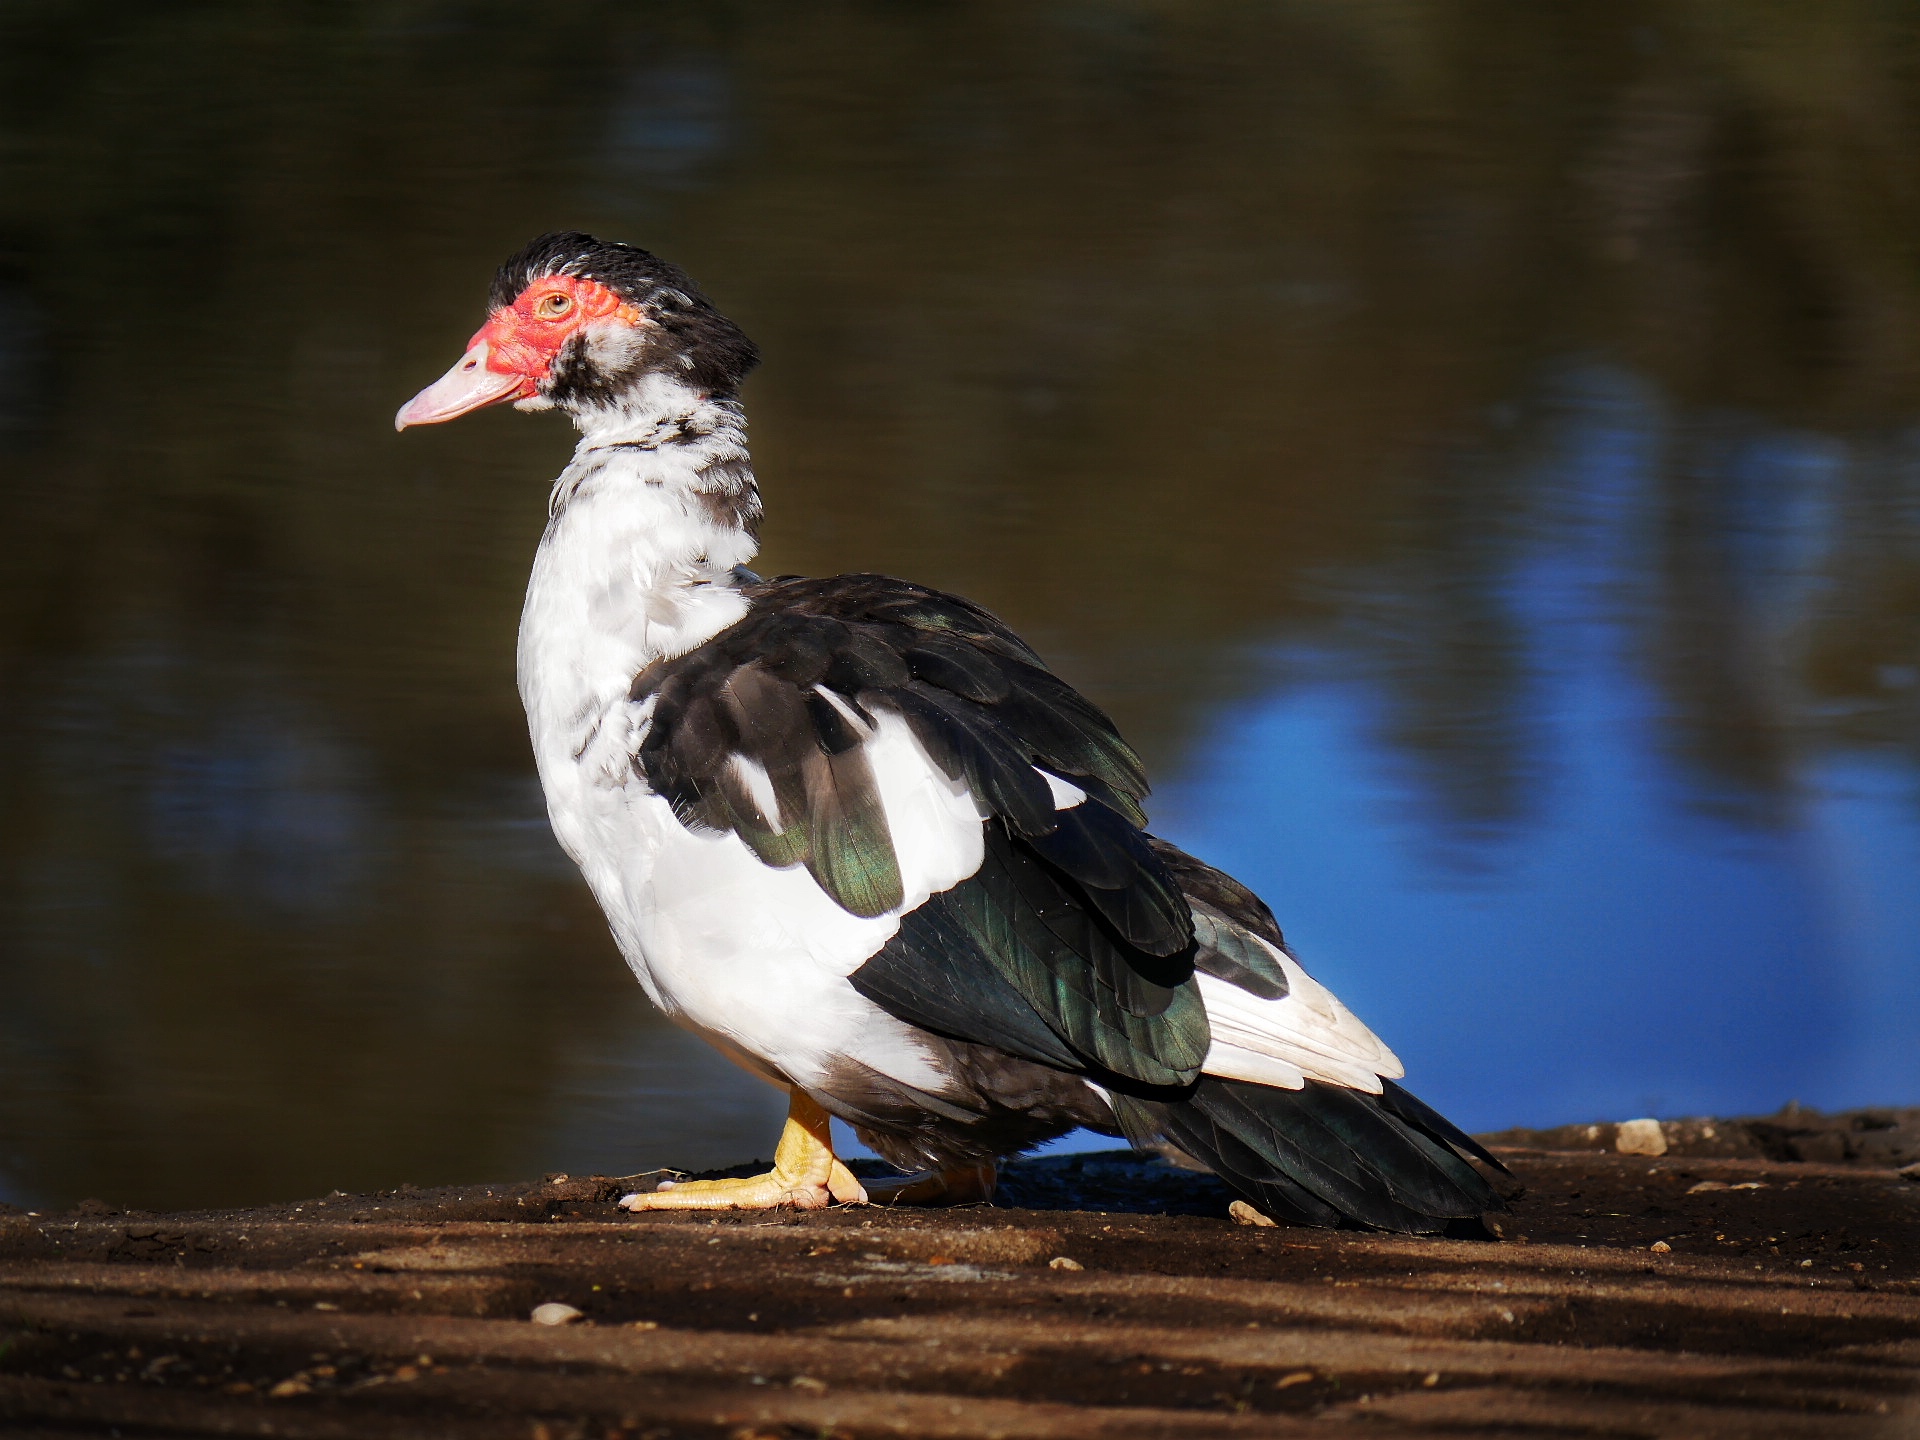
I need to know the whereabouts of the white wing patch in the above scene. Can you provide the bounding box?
[810,684,872,735]
[858,707,989,914]
[1199,936,1404,1094]
[729,753,784,831]
[1038,769,1087,810]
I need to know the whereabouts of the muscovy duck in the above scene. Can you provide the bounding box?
[396,233,1502,1229]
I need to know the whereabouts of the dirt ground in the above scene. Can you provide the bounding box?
[3,1108,1918,1439]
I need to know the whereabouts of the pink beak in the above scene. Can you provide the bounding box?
[394,343,529,430]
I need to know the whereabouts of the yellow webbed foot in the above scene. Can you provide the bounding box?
[618,1092,869,1212]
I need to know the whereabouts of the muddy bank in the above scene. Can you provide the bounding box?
[3,1123,1919,1438]
[1483,1102,1920,1170]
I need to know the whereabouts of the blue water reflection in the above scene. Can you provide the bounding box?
[1152,365,1920,1132]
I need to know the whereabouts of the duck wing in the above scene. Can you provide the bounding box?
[629,572,1206,1089]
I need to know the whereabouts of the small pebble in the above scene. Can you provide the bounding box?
[1649,1240,1671,1254]
[530,1302,584,1326]
[1048,1256,1084,1271]
[1229,1200,1277,1228]
[1686,1180,1729,1193]
[1615,1119,1668,1157]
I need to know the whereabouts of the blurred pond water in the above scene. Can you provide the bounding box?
[1,2,1917,1209]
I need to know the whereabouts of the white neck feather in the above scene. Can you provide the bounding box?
[516,374,761,774]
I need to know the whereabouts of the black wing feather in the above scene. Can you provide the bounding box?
[850,900,1082,1073]
[857,821,1208,1088]
[902,635,1014,703]
[1147,838,1291,999]
[1379,1078,1511,1175]
[800,744,901,918]
[888,683,1060,836]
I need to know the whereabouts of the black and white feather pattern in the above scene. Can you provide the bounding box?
[622,572,1503,1230]
[630,575,1158,905]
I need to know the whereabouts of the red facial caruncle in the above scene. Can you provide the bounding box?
[395,274,644,430]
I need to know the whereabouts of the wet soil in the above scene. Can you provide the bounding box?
[3,1119,1919,1438]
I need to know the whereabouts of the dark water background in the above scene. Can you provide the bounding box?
[2,2,1917,1211]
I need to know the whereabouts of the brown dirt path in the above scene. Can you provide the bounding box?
[3,1141,1918,1438]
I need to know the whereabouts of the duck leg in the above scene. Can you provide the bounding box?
[864,1161,998,1206]
[618,1091,868,1211]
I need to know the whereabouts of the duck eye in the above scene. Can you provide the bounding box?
[534,291,574,320]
